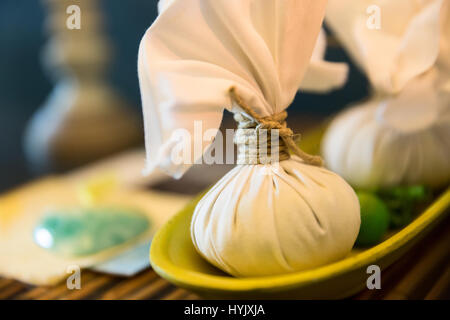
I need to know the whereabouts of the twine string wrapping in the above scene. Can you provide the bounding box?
[230,87,324,167]
[233,112,291,164]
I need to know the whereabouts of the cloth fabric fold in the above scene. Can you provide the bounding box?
[300,29,349,93]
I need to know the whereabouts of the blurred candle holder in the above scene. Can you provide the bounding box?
[24,0,142,173]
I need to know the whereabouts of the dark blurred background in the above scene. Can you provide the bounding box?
[0,0,369,193]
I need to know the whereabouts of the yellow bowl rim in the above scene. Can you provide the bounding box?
[150,187,450,293]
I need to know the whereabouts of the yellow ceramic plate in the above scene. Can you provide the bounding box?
[150,127,450,299]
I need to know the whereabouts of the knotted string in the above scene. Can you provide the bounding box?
[233,111,291,165]
[230,87,324,167]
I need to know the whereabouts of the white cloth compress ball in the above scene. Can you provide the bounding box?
[191,159,360,277]
[139,0,361,277]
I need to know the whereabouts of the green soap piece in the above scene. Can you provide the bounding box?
[355,192,391,247]
[34,207,150,257]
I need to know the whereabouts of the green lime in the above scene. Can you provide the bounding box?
[355,191,391,247]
